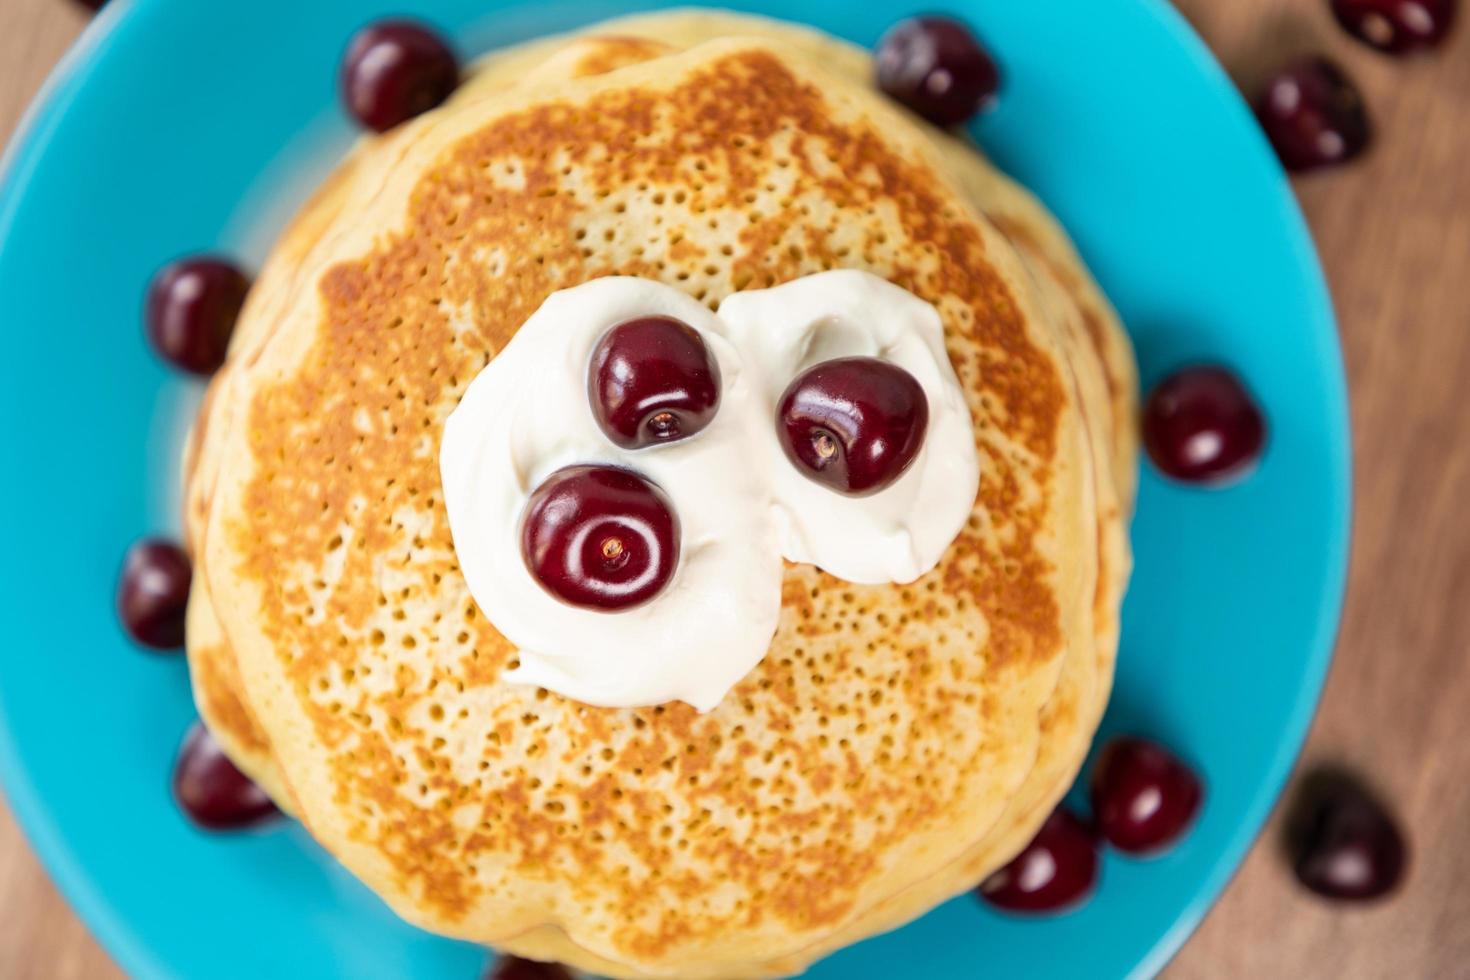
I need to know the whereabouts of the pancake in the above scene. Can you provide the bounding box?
[552,9,1137,506]
[459,23,1137,864]
[191,35,1104,979]
[186,12,1134,802]
[181,151,375,797]
[169,13,1146,975]
[181,20,1128,807]
[446,20,1134,969]
[431,20,1132,929]
[443,21,1133,970]
[183,568,296,810]
[463,16,1136,867]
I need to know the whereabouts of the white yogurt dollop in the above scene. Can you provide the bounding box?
[440,271,978,712]
[718,271,978,585]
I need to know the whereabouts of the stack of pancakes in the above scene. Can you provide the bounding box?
[182,12,1136,978]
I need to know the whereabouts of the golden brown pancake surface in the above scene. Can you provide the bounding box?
[182,21,1136,979]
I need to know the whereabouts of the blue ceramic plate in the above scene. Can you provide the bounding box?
[0,0,1348,977]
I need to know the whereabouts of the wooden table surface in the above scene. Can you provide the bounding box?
[3,0,1468,976]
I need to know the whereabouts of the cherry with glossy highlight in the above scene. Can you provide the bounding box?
[588,315,721,449]
[1090,736,1204,855]
[144,257,249,375]
[116,539,192,651]
[1287,768,1408,901]
[341,20,459,133]
[1143,366,1266,483]
[1331,0,1457,54]
[777,356,929,497]
[172,722,280,831]
[1254,57,1372,173]
[521,465,680,611]
[979,808,1099,913]
[875,16,1001,127]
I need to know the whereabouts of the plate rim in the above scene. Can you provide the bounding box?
[0,6,183,977]
[1108,4,1351,977]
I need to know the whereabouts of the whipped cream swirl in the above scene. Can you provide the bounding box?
[440,271,978,711]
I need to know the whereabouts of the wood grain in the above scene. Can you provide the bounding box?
[2,0,1467,976]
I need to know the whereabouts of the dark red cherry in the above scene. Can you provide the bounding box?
[172,722,280,831]
[777,357,928,496]
[521,465,679,611]
[979,809,1098,913]
[341,20,459,133]
[875,16,1001,127]
[1331,0,1457,54]
[1143,366,1266,484]
[116,539,191,651]
[1287,768,1407,901]
[1254,58,1372,172]
[144,257,249,375]
[1090,736,1204,855]
[589,316,721,449]
[484,956,574,980]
